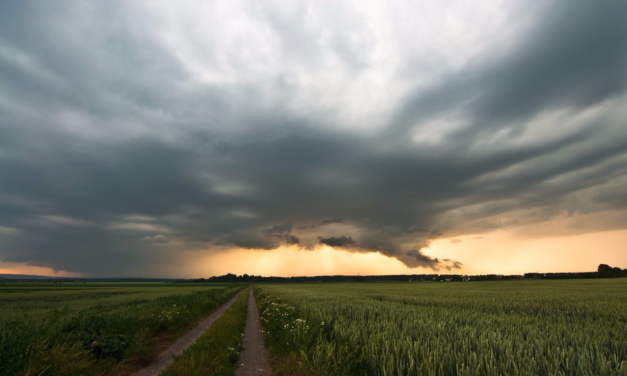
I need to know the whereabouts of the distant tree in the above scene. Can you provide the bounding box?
[598,264,613,278]
[524,273,541,278]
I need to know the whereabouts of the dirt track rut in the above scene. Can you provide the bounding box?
[134,289,243,376]
[235,288,272,376]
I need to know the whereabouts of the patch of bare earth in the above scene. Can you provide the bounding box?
[235,288,272,376]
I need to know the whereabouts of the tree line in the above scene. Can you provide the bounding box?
[184,264,627,283]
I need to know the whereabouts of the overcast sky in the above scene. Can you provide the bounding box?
[1,0,626,277]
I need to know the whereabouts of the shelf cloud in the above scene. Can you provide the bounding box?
[0,0,626,276]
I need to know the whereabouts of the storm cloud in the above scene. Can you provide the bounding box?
[144,235,171,244]
[319,236,357,248]
[0,0,626,276]
[318,218,345,226]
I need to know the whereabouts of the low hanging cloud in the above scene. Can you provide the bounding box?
[261,223,294,237]
[403,250,463,271]
[318,218,345,226]
[143,235,171,244]
[318,236,357,248]
[317,235,463,271]
[284,235,300,245]
[261,223,300,245]
[214,233,280,251]
[0,0,626,276]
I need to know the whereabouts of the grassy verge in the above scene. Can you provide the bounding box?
[161,288,249,376]
[255,288,364,376]
[0,286,244,376]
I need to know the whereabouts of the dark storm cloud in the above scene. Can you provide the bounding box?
[0,0,626,276]
[285,235,300,245]
[144,235,171,244]
[262,223,294,236]
[261,223,300,245]
[214,233,280,251]
[318,236,357,248]
[317,235,462,270]
[403,249,460,271]
[318,218,345,226]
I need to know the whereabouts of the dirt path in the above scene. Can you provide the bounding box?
[134,289,244,376]
[235,288,272,376]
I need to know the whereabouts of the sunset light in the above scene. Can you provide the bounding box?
[2,1,626,375]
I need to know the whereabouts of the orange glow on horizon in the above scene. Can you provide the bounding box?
[0,261,85,278]
[427,228,627,275]
[185,229,627,278]
[2,229,626,278]
[190,245,414,278]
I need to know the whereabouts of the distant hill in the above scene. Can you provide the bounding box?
[0,274,182,282]
[0,274,56,280]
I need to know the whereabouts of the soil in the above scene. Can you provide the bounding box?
[235,288,273,376]
[133,290,244,376]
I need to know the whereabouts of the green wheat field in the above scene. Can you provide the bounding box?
[1,279,626,375]
[257,279,627,376]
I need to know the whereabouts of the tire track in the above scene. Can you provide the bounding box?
[135,289,244,376]
[235,288,272,376]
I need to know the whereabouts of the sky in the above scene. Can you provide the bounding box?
[0,0,626,278]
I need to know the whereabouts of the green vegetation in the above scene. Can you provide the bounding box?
[0,282,237,322]
[598,263,627,278]
[257,289,359,376]
[162,288,249,376]
[257,279,627,376]
[0,283,244,376]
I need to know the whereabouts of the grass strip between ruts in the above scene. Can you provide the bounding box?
[161,287,249,376]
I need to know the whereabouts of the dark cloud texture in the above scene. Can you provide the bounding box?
[318,236,357,248]
[318,218,345,226]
